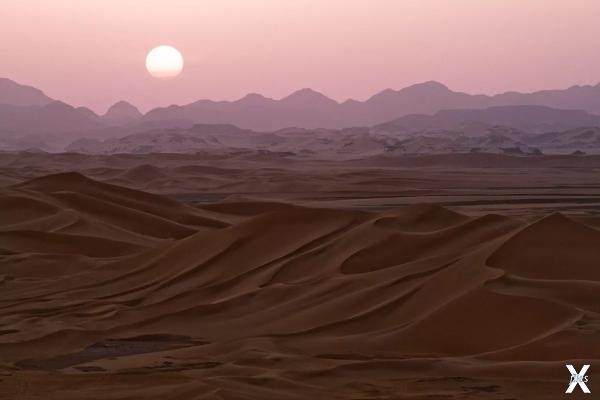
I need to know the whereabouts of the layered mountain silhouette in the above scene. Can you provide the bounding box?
[0,101,102,135]
[3,77,600,153]
[143,81,600,130]
[67,112,600,157]
[0,79,149,150]
[375,105,600,135]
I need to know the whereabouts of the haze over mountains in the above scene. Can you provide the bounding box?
[3,77,600,155]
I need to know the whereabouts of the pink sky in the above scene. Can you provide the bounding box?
[1,0,599,113]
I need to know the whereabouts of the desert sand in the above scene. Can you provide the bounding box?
[0,153,599,399]
[3,151,600,216]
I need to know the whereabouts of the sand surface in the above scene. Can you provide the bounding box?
[1,153,599,398]
[4,152,600,216]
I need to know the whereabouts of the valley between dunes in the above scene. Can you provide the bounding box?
[1,156,599,399]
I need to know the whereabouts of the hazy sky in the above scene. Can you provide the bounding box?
[2,0,599,113]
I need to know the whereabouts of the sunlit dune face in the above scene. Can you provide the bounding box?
[145,45,184,79]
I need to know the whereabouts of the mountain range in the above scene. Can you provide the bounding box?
[3,77,600,153]
[142,81,600,130]
[374,105,600,135]
[66,115,600,157]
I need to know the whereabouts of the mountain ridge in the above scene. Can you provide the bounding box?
[0,78,54,107]
[103,101,143,124]
[143,81,600,130]
[4,77,600,151]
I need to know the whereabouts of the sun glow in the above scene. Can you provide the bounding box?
[145,45,184,79]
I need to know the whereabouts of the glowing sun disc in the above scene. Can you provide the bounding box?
[145,45,184,78]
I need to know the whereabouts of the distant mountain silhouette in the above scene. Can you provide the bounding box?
[67,106,600,156]
[65,122,544,157]
[4,77,600,152]
[76,106,102,122]
[0,101,105,151]
[144,88,345,131]
[103,101,143,125]
[0,78,54,107]
[0,101,101,135]
[375,106,600,135]
[338,81,486,127]
[143,81,600,130]
[279,88,339,110]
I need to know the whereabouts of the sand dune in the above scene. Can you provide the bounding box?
[0,173,598,399]
[5,152,600,220]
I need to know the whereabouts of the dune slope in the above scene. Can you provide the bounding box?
[0,173,598,399]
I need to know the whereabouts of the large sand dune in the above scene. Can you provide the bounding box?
[1,172,598,399]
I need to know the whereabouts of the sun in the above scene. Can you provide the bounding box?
[145,45,184,79]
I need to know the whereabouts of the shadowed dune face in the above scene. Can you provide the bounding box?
[0,173,599,399]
